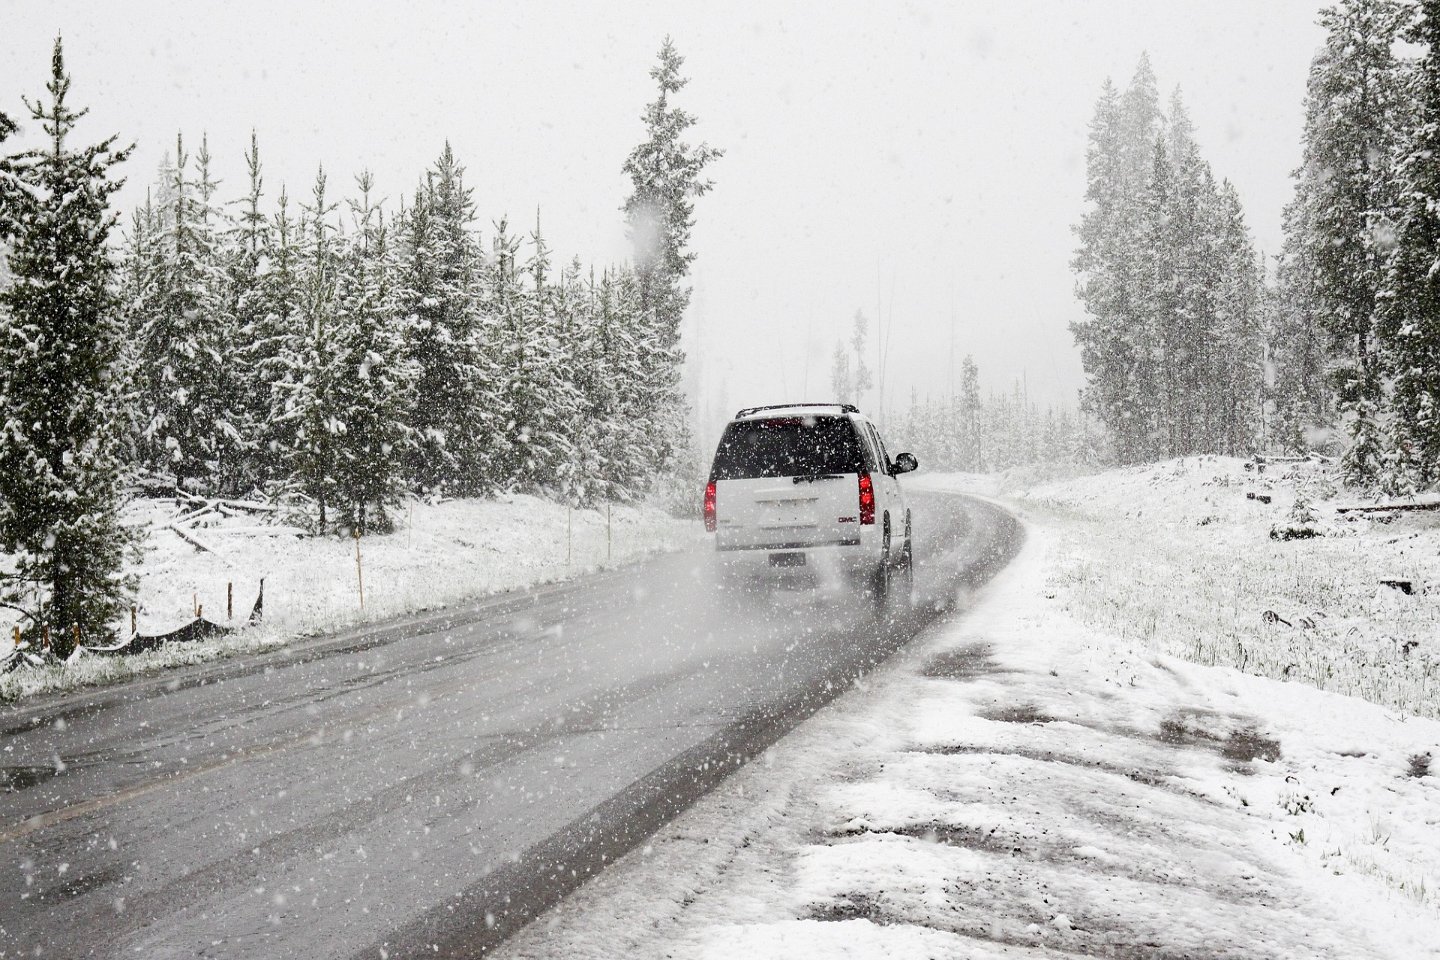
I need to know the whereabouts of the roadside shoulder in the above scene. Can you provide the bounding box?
[496,517,1440,960]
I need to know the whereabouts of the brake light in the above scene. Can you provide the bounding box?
[858,472,875,525]
[704,481,717,532]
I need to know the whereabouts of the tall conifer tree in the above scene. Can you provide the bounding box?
[1291,0,1411,482]
[1381,0,1440,488]
[0,39,134,653]
[327,173,415,531]
[621,38,721,481]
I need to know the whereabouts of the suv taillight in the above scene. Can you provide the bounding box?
[704,481,717,532]
[858,472,875,525]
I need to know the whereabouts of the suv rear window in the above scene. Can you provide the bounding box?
[709,416,865,480]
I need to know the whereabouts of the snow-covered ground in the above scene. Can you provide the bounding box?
[0,494,699,701]
[496,462,1440,959]
[993,456,1440,721]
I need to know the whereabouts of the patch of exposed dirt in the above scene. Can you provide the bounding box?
[980,703,1055,724]
[919,642,1000,681]
[1154,709,1281,766]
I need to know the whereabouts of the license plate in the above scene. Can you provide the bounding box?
[769,552,806,567]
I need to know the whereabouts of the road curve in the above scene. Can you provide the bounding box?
[0,491,1020,959]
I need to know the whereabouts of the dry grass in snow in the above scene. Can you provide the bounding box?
[926,457,1440,721]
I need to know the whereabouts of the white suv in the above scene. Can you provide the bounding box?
[703,403,918,603]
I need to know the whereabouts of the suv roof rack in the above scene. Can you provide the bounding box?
[733,402,860,418]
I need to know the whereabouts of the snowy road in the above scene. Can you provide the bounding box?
[0,490,1020,959]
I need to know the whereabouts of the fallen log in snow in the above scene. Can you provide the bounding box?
[1335,500,1440,515]
[166,523,224,555]
[209,525,307,537]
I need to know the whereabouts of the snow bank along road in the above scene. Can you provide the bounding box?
[0,490,1020,959]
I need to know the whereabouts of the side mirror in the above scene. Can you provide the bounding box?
[892,452,918,475]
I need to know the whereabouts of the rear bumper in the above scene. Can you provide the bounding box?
[710,530,880,581]
[715,536,860,551]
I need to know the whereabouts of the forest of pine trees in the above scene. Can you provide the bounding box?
[890,356,1099,476]
[1070,55,1265,466]
[0,37,717,650]
[1066,0,1440,495]
[1272,0,1440,495]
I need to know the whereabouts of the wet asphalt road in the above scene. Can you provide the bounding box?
[0,490,1020,959]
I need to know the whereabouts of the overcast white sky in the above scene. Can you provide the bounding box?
[2,1,1328,441]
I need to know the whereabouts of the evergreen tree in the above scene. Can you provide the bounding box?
[830,342,852,403]
[254,188,304,487]
[228,132,288,490]
[280,168,342,527]
[959,355,983,471]
[327,172,415,532]
[0,38,134,653]
[1213,181,1264,456]
[1134,135,1174,459]
[116,192,161,469]
[1271,208,1333,452]
[621,38,721,476]
[134,133,240,492]
[1074,58,1265,464]
[490,215,571,490]
[1292,0,1412,482]
[399,145,496,494]
[1380,0,1440,489]
[1071,62,1161,463]
[850,311,873,406]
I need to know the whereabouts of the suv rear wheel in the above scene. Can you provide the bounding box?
[870,517,893,613]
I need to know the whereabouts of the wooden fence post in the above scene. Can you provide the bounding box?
[606,503,612,562]
[354,529,365,610]
[227,582,233,621]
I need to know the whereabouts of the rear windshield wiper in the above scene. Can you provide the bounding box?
[793,473,844,484]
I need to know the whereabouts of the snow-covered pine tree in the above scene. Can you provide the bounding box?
[549,256,593,504]
[621,38,721,488]
[495,212,578,492]
[959,355,983,471]
[1163,89,1223,456]
[1212,181,1264,456]
[830,342,852,403]
[1134,134,1175,460]
[0,38,135,653]
[564,266,648,504]
[116,193,162,470]
[326,172,416,533]
[279,168,342,528]
[134,133,240,493]
[1270,211,1332,452]
[622,38,722,352]
[399,145,495,495]
[1071,60,1163,464]
[489,216,537,488]
[1380,0,1440,489]
[1293,0,1412,483]
[605,267,662,497]
[850,311,873,407]
[254,188,305,488]
[547,260,599,503]
[228,132,288,491]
